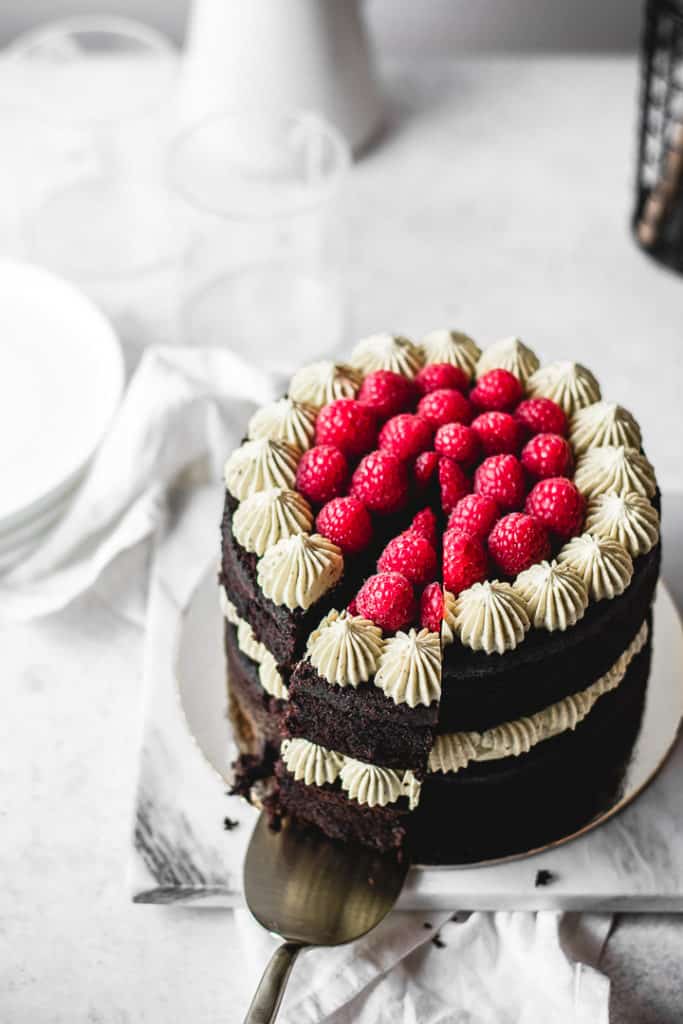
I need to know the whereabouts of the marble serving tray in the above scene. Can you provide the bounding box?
[129,484,683,911]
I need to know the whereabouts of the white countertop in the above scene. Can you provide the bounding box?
[2,56,683,1022]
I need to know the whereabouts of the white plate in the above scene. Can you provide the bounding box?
[0,262,124,531]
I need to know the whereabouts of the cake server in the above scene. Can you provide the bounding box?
[242,810,410,1023]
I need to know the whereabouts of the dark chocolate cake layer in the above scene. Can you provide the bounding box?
[439,543,659,733]
[413,626,651,863]
[224,621,284,757]
[285,660,436,771]
[274,762,409,854]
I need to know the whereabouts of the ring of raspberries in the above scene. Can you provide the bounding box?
[296,367,585,634]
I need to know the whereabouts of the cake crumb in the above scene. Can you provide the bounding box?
[223,817,239,831]
[431,934,446,949]
[423,922,432,930]
[535,869,556,887]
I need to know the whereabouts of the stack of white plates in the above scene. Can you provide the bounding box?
[0,262,124,573]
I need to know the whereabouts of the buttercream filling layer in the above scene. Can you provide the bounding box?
[429,619,648,774]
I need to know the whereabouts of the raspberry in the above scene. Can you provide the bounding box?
[515,397,568,438]
[414,450,439,488]
[471,411,521,456]
[357,369,416,421]
[474,454,526,510]
[356,572,416,631]
[415,362,469,395]
[411,507,438,548]
[438,456,472,514]
[315,398,377,457]
[378,413,433,461]
[525,477,586,539]
[447,493,500,541]
[420,581,444,633]
[315,496,372,554]
[351,450,408,514]
[442,529,488,595]
[521,433,573,480]
[296,445,348,504]
[434,422,479,464]
[469,368,523,412]
[417,388,472,428]
[488,512,551,576]
[377,530,437,585]
[347,597,359,615]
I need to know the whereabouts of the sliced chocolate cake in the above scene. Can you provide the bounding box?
[219,330,662,861]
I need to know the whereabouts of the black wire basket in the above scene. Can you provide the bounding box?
[634,0,683,271]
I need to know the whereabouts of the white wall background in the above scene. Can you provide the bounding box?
[0,0,642,52]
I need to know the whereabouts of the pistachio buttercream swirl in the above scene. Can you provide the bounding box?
[350,333,423,377]
[526,361,601,415]
[584,492,659,557]
[475,336,539,384]
[258,650,289,700]
[558,533,634,601]
[513,560,588,632]
[441,589,457,646]
[280,738,344,787]
[248,397,317,450]
[236,619,268,663]
[339,758,406,808]
[569,401,642,455]
[428,621,648,774]
[574,445,656,499]
[452,580,530,654]
[418,328,480,377]
[224,438,300,501]
[288,361,361,407]
[219,586,240,625]
[232,487,313,556]
[306,610,384,687]
[257,533,343,610]
[374,628,442,708]
[401,771,422,811]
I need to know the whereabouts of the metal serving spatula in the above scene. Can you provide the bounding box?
[242,811,410,1024]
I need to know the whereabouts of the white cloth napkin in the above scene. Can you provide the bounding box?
[0,344,614,1020]
[236,908,612,1023]
[0,346,277,622]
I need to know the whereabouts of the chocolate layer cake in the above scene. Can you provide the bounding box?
[219,331,661,862]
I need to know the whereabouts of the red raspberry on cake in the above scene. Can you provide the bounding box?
[357,369,416,420]
[525,477,586,539]
[415,362,469,395]
[351,450,408,514]
[442,529,488,595]
[315,398,377,457]
[356,572,416,632]
[488,512,551,576]
[447,493,500,541]
[417,387,472,427]
[438,456,472,514]
[434,422,479,464]
[296,445,348,504]
[514,397,567,438]
[420,581,444,633]
[469,368,523,412]
[521,433,573,480]
[470,411,521,456]
[411,507,438,548]
[316,496,372,554]
[378,413,434,461]
[377,530,437,585]
[414,450,439,489]
[474,453,526,510]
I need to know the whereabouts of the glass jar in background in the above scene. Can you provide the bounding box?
[168,109,350,375]
[3,16,181,359]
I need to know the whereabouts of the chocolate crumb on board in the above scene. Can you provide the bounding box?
[535,869,556,887]
[223,817,239,831]
[431,934,446,949]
